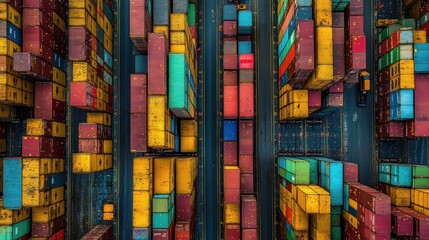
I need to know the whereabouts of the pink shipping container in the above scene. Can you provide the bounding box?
[224,141,238,166]
[148,33,168,95]
[130,74,147,114]
[239,155,253,174]
[130,113,147,152]
[241,195,257,229]
[239,54,254,69]
[239,120,253,155]
[223,21,237,36]
[225,224,240,240]
[239,83,254,118]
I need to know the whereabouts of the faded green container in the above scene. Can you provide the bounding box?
[400,19,415,29]
[301,157,319,184]
[0,218,31,240]
[153,192,174,213]
[169,53,191,117]
[285,159,310,184]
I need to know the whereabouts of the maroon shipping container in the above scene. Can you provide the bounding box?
[224,188,240,204]
[239,70,253,83]
[148,33,168,95]
[189,26,197,41]
[79,123,111,139]
[378,182,390,195]
[224,39,237,55]
[347,16,364,37]
[224,224,240,240]
[53,0,66,17]
[152,221,174,240]
[224,85,238,118]
[2,0,22,12]
[81,225,113,240]
[345,0,363,16]
[32,215,65,238]
[357,189,391,215]
[130,113,147,152]
[361,225,390,240]
[343,222,359,240]
[343,162,359,183]
[239,120,253,155]
[13,52,53,80]
[175,221,194,240]
[78,139,103,153]
[239,83,254,118]
[223,21,237,36]
[240,174,254,194]
[130,74,147,114]
[68,27,93,61]
[22,136,52,157]
[239,54,254,69]
[406,120,429,138]
[23,0,54,18]
[176,191,195,221]
[224,141,238,166]
[414,75,429,121]
[224,167,240,189]
[35,97,66,123]
[239,155,253,174]
[308,91,321,109]
[329,81,344,93]
[51,137,65,158]
[130,0,152,53]
[332,12,345,28]
[22,8,55,33]
[242,229,257,240]
[224,54,238,70]
[23,26,54,63]
[241,195,257,229]
[396,207,429,239]
[392,208,414,236]
[383,122,404,138]
[327,93,343,107]
[70,82,95,109]
[224,70,238,86]
[364,208,390,233]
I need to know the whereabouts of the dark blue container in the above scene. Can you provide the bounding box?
[53,52,67,71]
[7,22,22,45]
[49,173,66,190]
[97,25,104,44]
[377,0,401,20]
[223,5,237,21]
[97,41,105,59]
[104,2,113,23]
[296,7,312,20]
[153,0,170,25]
[224,120,237,141]
[135,55,148,73]
[3,158,22,209]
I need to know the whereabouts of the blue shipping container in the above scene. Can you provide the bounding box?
[224,120,238,141]
[153,0,170,25]
[390,105,414,120]
[238,10,252,35]
[104,50,113,69]
[223,4,237,21]
[53,52,67,72]
[3,158,22,209]
[7,22,22,45]
[133,227,152,240]
[135,55,148,73]
[389,89,414,107]
[296,7,313,20]
[238,41,251,55]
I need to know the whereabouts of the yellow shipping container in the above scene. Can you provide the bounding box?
[181,120,198,137]
[176,158,197,194]
[132,191,151,227]
[0,4,21,28]
[313,0,332,27]
[390,75,414,92]
[304,65,334,90]
[310,214,331,240]
[52,122,66,138]
[148,130,170,149]
[72,153,98,173]
[0,73,21,89]
[0,56,19,76]
[53,12,66,32]
[349,198,358,210]
[0,104,11,118]
[287,90,308,104]
[22,80,34,93]
[287,103,309,119]
[103,203,114,213]
[103,15,113,40]
[224,204,240,224]
[153,25,169,39]
[0,38,20,58]
[170,44,186,53]
[309,185,331,213]
[170,31,186,45]
[103,212,114,221]
[316,27,333,65]
[50,186,64,204]
[133,157,153,191]
[103,140,112,154]
[390,60,415,78]
[21,91,34,107]
[52,83,66,102]
[26,119,50,136]
[0,208,31,225]
[72,62,97,84]
[390,186,411,207]
[170,13,187,31]
[154,158,175,194]
[180,136,197,153]
[104,34,113,55]
[52,158,65,173]
[279,199,286,217]
[291,200,309,231]
[68,8,93,30]
[0,84,21,104]
[104,154,113,170]
[32,201,65,223]
[297,186,319,214]
[413,30,427,43]
[342,209,358,229]
[69,0,97,17]
[148,95,167,131]
[87,112,111,126]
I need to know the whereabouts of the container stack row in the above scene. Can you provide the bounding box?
[130,0,199,239]
[277,0,367,121]
[377,1,429,138]
[222,3,258,239]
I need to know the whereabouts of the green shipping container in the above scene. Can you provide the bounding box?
[285,159,310,184]
[188,4,196,26]
[169,53,191,118]
[413,165,429,177]
[0,219,31,240]
[412,177,429,188]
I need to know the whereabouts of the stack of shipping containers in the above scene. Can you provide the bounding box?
[130,0,199,239]
[222,3,258,239]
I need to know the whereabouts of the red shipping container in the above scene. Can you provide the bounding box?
[32,215,65,238]
[13,52,43,78]
[130,74,147,114]
[224,70,238,86]
[68,27,92,61]
[357,191,391,215]
[239,54,254,69]
[241,195,257,229]
[23,26,53,63]
[280,42,296,78]
[286,205,292,224]
[53,0,66,17]
[239,83,254,118]
[364,208,390,233]
[224,54,238,70]
[224,85,238,118]
[239,70,253,83]
[240,174,254,194]
[239,155,253,174]
[23,9,54,33]
[384,122,404,138]
[79,123,106,139]
[70,82,95,109]
[130,0,152,53]
[51,138,65,158]
[224,188,240,204]
[3,0,22,12]
[223,21,237,36]
[361,226,390,240]
[175,222,193,240]
[347,16,364,36]
[152,221,174,240]
[406,120,429,138]
[347,51,366,72]
[79,139,103,153]
[414,75,429,121]
[239,120,253,154]
[392,209,414,236]
[176,192,195,221]
[344,222,359,239]
[189,26,197,41]
[35,97,66,123]
[224,224,240,240]
[22,136,52,157]
[238,35,251,41]
[224,40,237,55]
[52,229,65,240]
[224,141,238,166]
[148,33,167,95]
[23,0,54,18]
[343,162,359,183]
[332,12,345,28]
[105,0,113,11]
[308,91,321,109]
[396,207,429,239]
[329,81,344,93]
[224,167,240,189]
[130,113,147,152]
[242,229,257,240]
